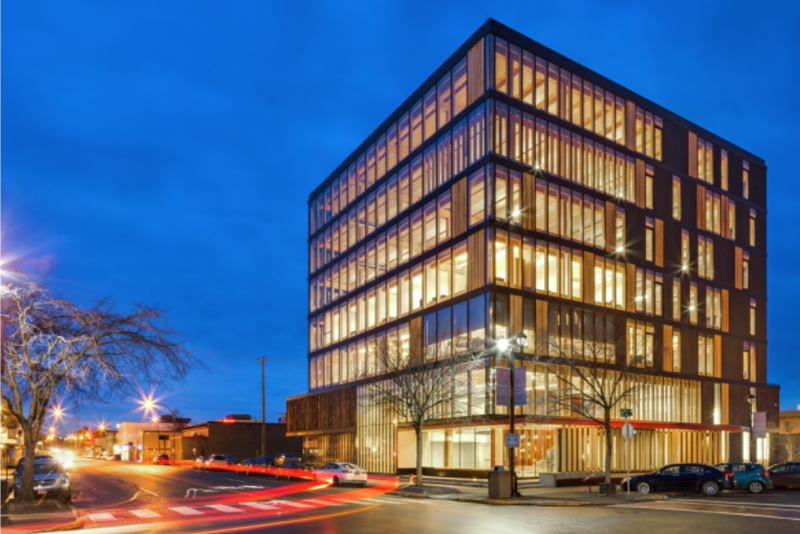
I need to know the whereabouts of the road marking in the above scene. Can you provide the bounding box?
[88,513,116,522]
[138,487,158,496]
[350,500,379,506]
[304,499,343,506]
[239,502,280,511]
[386,497,431,504]
[277,501,312,508]
[207,504,244,513]
[331,498,356,504]
[359,498,392,504]
[170,507,204,515]
[663,500,800,512]
[130,509,161,518]
[617,504,800,522]
[670,498,800,509]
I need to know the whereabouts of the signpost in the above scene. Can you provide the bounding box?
[753,412,767,439]
[621,409,634,497]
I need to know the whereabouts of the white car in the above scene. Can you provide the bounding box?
[313,462,368,486]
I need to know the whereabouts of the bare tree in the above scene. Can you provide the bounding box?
[362,322,487,488]
[783,434,800,463]
[1,264,199,502]
[527,334,652,486]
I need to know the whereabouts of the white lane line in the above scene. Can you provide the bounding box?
[359,498,392,504]
[386,497,431,504]
[350,500,379,506]
[207,504,244,513]
[670,498,800,509]
[644,501,800,513]
[88,513,116,522]
[304,499,343,506]
[170,507,204,515]
[138,487,158,496]
[239,502,280,511]
[277,501,313,509]
[616,504,800,522]
[130,509,161,518]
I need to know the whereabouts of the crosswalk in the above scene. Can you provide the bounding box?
[83,494,430,523]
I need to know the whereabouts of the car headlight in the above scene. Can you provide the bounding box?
[59,477,70,488]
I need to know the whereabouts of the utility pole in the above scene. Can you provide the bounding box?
[258,357,266,459]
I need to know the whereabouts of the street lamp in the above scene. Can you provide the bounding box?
[498,332,527,497]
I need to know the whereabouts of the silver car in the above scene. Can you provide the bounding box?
[14,460,71,502]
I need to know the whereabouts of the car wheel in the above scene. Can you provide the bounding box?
[748,481,765,494]
[635,482,651,494]
[701,481,720,496]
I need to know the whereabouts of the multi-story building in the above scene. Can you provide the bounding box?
[287,19,778,477]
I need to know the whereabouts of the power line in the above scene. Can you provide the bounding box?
[188,349,305,367]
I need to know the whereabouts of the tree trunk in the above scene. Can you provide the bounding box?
[18,427,37,502]
[415,425,423,488]
[604,411,613,485]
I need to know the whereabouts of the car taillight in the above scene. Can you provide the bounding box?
[761,471,769,478]
[725,473,733,479]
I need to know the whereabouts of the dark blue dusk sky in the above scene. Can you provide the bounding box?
[4,1,799,432]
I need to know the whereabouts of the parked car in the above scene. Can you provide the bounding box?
[204,454,238,471]
[715,462,771,493]
[276,460,314,481]
[313,462,368,486]
[237,457,273,476]
[193,456,208,469]
[621,464,734,496]
[767,462,800,488]
[16,455,54,470]
[152,454,170,465]
[13,460,71,503]
[273,453,299,467]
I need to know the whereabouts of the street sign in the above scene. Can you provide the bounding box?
[496,368,510,406]
[621,408,633,418]
[505,433,520,448]
[753,411,767,439]
[621,422,634,440]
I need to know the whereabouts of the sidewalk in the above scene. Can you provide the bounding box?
[392,482,667,506]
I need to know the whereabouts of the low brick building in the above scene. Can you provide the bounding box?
[176,415,302,462]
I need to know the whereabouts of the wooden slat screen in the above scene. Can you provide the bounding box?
[655,218,664,267]
[410,316,423,366]
[714,334,722,378]
[605,201,616,252]
[467,37,485,106]
[697,184,706,231]
[626,101,636,151]
[721,289,729,332]
[584,251,594,303]
[636,159,646,208]
[626,263,636,313]
[523,172,535,231]
[734,247,743,289]
[287,386,357,434]
[452,178,468,237]
[688,131,698,178]
[468,229,485,291]
[663,324,673,372]
[535,299,547,341]
[722,384,730,425]
[721,194,729,238]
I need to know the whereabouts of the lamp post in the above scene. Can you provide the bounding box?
[498,332,527,497]
[258,357,266,460]
[746,393,756,462]
[144,400,178,462]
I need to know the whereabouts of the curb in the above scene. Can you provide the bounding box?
[455,494,668,506]
[8,503,79,526]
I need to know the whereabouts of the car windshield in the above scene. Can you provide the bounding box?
[340,463,361,470]
[33,462,63,475]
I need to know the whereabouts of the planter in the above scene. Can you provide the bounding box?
[598,483,616,495]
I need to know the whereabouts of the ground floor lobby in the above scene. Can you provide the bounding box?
[301,419,770,477]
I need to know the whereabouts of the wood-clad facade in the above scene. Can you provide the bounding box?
[292,19,776,474]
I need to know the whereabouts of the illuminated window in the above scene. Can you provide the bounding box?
[645,165,654,210]
[742,341,750,380]
[749,209,756,247]
[469,168,486,226]
[453,240,468,296]
[698,334,714,376]
[672,176,681,220]
[672,328,681,372]
[742,160,750,199]
[495,38,508,94]
[689,282,697,325]
[743,251,750,290]
[698,236,714,279]
[681,230,690,271]
[750,299,756,336]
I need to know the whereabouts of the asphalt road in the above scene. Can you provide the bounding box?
[8,458,800,533]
